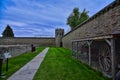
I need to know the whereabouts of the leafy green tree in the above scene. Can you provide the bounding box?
[2,25,14,37]
[67,8,89,30]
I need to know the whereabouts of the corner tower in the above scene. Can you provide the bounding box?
[55,28,64,47]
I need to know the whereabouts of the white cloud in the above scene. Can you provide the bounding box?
[0,0,114,37]
[1,20,27,27]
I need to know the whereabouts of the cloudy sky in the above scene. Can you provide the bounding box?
[0,0,114,37]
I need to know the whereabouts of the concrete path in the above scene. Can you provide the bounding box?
[8,47,49,80]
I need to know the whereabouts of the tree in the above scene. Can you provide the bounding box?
[2,25,14,37]
[67,8,89,30]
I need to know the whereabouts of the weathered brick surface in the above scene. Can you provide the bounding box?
[62,1,120,49]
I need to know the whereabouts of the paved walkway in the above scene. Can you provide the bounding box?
[8,47,49,80]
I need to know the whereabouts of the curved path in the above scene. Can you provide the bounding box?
[8,47,49,80]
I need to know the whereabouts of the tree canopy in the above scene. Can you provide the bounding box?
[67,8,89,30]
[2,25,14,37]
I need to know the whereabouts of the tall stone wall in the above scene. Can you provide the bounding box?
[0,37,55,46]
[62,0,120,49]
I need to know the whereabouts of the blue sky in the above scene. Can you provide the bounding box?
[0,0,114,37]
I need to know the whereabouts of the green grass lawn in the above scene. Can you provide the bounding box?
[1,47,45,80]
[33,47,109,80]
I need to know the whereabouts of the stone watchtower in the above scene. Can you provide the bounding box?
[55,28,64,47]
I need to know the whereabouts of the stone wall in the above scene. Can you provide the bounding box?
[0,45,31,57]
[0,37,55,46]
[62,0,120,49]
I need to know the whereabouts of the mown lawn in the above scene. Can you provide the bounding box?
[1,47,45,80]
[34,47,109,80]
